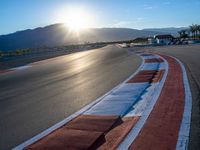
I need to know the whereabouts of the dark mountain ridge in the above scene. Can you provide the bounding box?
[0,23,173,51]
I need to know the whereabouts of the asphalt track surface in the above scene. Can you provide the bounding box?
[0,45,141,150]
[143,44,200,150]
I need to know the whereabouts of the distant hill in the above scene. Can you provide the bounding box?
[142,27,187,36]
[0,23,162,51]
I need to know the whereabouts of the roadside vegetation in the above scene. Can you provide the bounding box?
[0,38,149,60]
[178,24,200,40]
[0,43,106,60]
[0,49,31,58]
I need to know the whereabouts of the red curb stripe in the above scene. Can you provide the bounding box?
[98,117,140,150]
[65,115,120,133]
[0,69,12,74]
[25,115,120,150]
[127,70,165,83]
[129,55,185,150]
[31,60,50,65]
[152,70,165,82]
[145,58,164,63]
[25,115,140,150]
[25,128,104,150]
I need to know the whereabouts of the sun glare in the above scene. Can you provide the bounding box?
[58,8,92,32]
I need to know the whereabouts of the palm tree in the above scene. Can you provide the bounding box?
[194,24,199,39]
[197,25,200,39]
[189,25,195,39]
[178,30,188,39]
[182,30,187,38]
[186,28,191,38]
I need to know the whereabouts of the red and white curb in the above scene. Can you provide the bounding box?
[0,57,57,75]
[0,65,31,74]
[12,52,192,150]
[118,54,168,149]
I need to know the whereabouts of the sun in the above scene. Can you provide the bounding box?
[59,8,92,32]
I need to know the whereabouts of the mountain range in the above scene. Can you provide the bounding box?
[0,23,184,51]
[143,27,187,35]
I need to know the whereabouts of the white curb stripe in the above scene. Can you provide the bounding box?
[141,62,160,70]
[124,82,159,117]
[84,83,150,116]
[142,55,160,59]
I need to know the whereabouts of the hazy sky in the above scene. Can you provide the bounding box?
[0,0,200,35]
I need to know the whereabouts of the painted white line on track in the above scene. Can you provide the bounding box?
[12,65,31,70]
[172,56,192,150]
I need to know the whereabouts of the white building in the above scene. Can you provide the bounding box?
[154,34,174,45]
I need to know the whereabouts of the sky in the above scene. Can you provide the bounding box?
[0,0,200,35]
